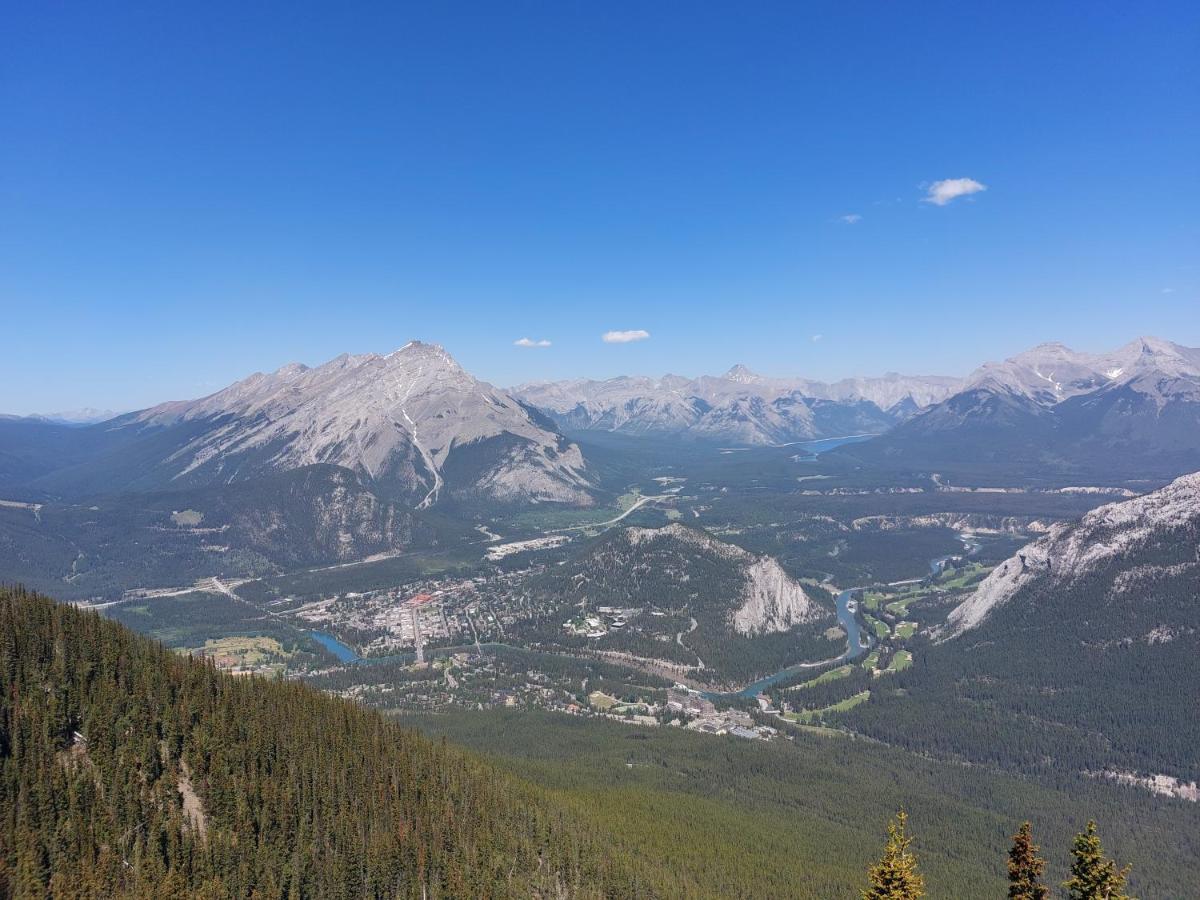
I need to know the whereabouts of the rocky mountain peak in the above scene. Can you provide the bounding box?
[126,343,593,508]
[723,364,764,384]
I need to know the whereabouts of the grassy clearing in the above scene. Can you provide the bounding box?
[588,691,619,711]
[936,563,990,590]
[894,622,917,640]
[864,615,890,638]
[785,690,871,723]
[860,650,880,670]
[859,563,994,619]
[885,651,913,673]
[188,634,296,672]
[784,664,852,691]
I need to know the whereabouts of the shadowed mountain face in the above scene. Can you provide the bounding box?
[850,337,1200,478]
[513,367,961,445]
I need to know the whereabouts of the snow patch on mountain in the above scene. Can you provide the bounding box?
[514,368,961,445]
[966,336,1200,406]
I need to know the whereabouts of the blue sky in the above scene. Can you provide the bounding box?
[2,2,1197,414]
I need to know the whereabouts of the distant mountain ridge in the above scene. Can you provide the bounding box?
[514,366,962,445]
[852,336,1200,477]
[25,408,122,425]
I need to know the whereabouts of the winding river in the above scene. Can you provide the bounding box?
[710,587,869,699]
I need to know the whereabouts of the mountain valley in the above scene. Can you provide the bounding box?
[3,336,1200,896]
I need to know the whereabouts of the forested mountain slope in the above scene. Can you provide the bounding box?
[0,587,639,898]
[3,588,1200,897]
[517,523,835,684]
[846,472,1200,784]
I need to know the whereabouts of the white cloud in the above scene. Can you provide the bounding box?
[602,329,650,344]
[923,177,987,206]
[811,334,823,342]
[1161,287,1175,294]
[839,214,862,224]
[514,337,552,348]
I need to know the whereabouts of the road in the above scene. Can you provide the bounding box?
[675,617,705,669]
[555,494,669,533]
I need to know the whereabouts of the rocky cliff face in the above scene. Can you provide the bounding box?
[625,524,825,634]
[945,471,1200,636]
[129,341,593,507]
[734,557,822,635]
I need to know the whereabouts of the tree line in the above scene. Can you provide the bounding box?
[863,812,1136,900]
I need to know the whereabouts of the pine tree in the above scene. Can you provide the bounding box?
[1063,820,1135,900]
[1007,821,1048,900]
[862,810,925,900]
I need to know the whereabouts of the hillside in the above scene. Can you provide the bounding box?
[845,472,1200,785]
[412,710,1200,899]
[0,343,596,599]
[0,587,639,898]
[12,342,591,509]
[514,523,836,685]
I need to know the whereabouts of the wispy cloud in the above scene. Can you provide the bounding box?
[602,329,650,344]
[1161,287,1175,294]
[811,334,823,342]
[922,177,987,206]
[839,214,862,224]
[513,337,552,348]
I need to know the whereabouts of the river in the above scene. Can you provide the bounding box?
[708,587,869,699]
[312,542,973,699]
[309,632,508,667]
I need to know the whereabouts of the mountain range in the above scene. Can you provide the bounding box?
[512,336,1200,478]
[2,334,1198,598]
[6,336,1197,503]
[853,337,1200,478]
[514,367,961,445]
